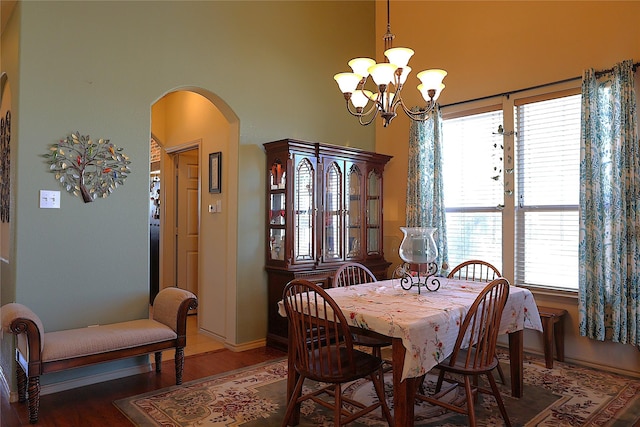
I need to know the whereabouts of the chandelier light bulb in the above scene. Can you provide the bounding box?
[348,58,376,79]
[333,72,362,94]
[368,63,398,86]
[384,47,414,68]
[416,69,448,89]
[350,90,374,109]
[418,83,445,103]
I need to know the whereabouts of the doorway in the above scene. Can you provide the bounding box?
[150,89,239,346]
[174,148,199,300]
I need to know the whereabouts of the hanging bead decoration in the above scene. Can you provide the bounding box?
[0,111,10,222]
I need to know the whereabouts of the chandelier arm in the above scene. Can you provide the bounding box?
[359,77,386,118]
[345,99,379,121]
[388,71,407,114]
[346,76,383,121]
[398,97,436,121]
[389,82,403,111]
[358,112,379,127]
[373,93,386,115]
[390,94,402,115]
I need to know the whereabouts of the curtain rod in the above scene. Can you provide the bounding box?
[441,61,640,110]
[595,61,639,76]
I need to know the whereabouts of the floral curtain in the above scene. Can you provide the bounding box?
[579,59,640,347]
[406,107,449,271]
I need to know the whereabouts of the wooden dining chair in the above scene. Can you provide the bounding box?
[333,263,392,359]
[415,278,512,427]
[334,262,377,287]
[281,279,393,427]
[447,259,506,384]
[448,259,501,282]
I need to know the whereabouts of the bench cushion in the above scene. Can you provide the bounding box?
[41,319,176,362]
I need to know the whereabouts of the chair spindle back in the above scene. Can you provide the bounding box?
[333,262,377,287]
[282,279,355,381]
[448,260,501,282]
[449,278,510,371]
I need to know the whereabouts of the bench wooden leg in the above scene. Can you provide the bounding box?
[17,365,27,402]
[154,351,162,373]
[537,306,568,369]
[541,316,555,369]
[28,375,40,424]
[175,347,184,385]
[554,319,565,362]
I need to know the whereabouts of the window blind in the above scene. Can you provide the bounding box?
[514,94,581,289]
[442,109,504,272]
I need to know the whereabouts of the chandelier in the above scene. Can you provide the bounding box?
[333,0,447,127]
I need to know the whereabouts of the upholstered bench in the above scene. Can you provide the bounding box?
[537,305,568,369]
[1,287,197,424]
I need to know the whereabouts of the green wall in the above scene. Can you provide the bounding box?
[0,0,20,389]
[1,0,375,389]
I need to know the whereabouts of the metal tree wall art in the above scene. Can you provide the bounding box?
[46,132,131,203]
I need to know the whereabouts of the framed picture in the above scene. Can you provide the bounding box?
[209,152,221,193]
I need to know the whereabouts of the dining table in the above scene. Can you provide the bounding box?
[279,276,543,427]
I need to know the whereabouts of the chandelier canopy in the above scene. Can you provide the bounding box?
[334,1,447,127]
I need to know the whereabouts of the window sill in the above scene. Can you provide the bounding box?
[516,283,579,300]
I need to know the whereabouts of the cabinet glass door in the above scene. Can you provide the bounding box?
[346,164,362,258]
[323,161,343,261]
[366,169,382,255]
[269,159,286,190]
[269,192,286,260]
[294,158,315,262]
[268,160,286,261]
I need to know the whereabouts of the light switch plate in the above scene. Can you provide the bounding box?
[40,190,61,209]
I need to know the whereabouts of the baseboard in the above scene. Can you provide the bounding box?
[198,328,224,342]
[39,364,152,397]
[561,355,640,379]
[224,338,266,352]
[500,344,640,380]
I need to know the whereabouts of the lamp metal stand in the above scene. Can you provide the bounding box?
[399,261,440,293]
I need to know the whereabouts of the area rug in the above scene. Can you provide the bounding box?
[115,351,640,426]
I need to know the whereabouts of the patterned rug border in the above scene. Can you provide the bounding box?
[114,357,288,425]
[115,353,640,427]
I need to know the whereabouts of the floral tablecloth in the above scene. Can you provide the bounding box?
[281,278,542,381]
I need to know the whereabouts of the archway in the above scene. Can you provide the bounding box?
[151,88,239,344]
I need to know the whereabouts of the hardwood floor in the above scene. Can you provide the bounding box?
[1,316,286,426]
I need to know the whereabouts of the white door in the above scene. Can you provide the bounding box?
[176,149,199,300]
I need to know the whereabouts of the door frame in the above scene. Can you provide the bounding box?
[160,140,201,293]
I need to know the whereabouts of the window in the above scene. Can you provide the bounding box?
[442,108,504,274]
[442,85,581,291]
[514,93,581,289]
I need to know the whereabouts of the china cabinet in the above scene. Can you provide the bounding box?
[264,139,392,349]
